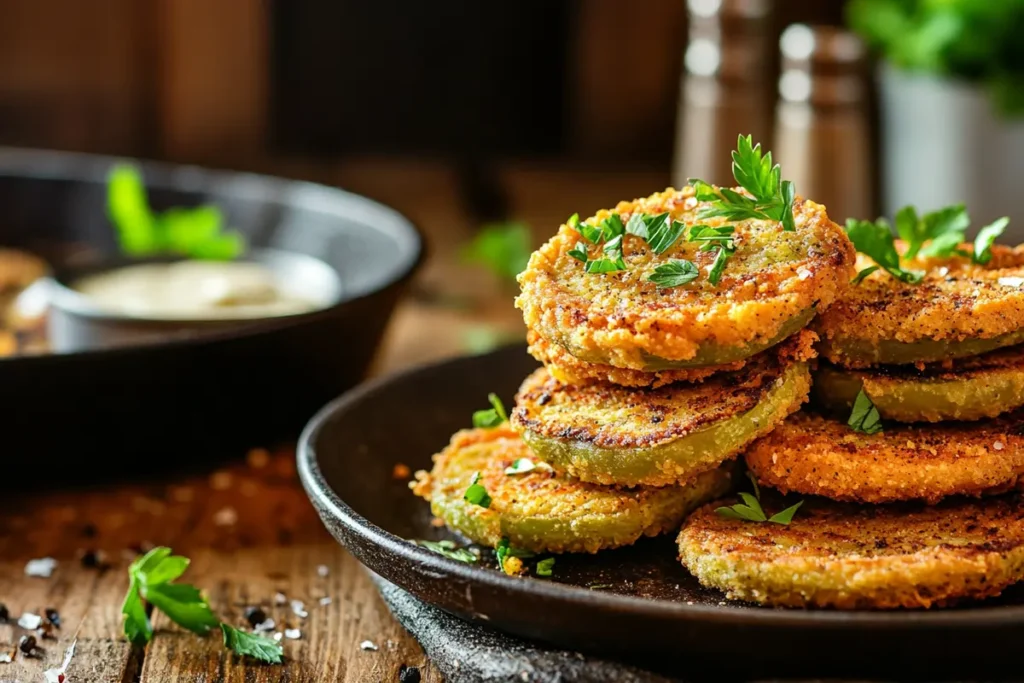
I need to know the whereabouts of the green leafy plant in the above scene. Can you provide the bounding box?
[461,222,532,283]
[122,547,283,663]
[464,472,493,508]
[847,0,1024,116]
[108,165,244,260]
[472,393,508,428]
[848,389,884,435]
[716,473,804,525]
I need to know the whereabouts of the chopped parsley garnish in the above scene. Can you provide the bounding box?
[495,537,534,575]
[472,393,508,428]
[974,217,1010,265]
[648,259,700,288]
[848,388,883,435]
[848,204,1010,283]
[413,539,478,563]
[108,164,244,261]
[461,222,532,283]
[504,458,537,475]
[535,557,556,577]
[221,624,284,664]
[121,547,282,663]
[851,265,879,285]
[690,134,796,232]
[566,135,794,288]
[464,472,492,508]
[716,473,803,525]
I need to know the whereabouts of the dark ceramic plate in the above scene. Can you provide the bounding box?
[299,346,1024,680]
[0,148,421,472]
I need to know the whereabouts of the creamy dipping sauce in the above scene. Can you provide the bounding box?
[73,261,320,319]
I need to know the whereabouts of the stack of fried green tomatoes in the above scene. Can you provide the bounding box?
[413,137,863,576]
[680,208,1024,609]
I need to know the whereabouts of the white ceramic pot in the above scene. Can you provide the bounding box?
[879,62,1024,241]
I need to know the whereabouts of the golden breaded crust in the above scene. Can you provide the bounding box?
[817,245,1024,367]
[411,426,735,554]
[678,494,1024,608]
[515,186,855,370]
[813,343,1024,422]
[529,327,818,388]
[745,410,1024,504]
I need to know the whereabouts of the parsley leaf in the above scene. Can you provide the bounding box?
[464,472,492,508]
[495,537,534,575]
[535,557,555,577]
[567,241,589,263]
[716,472,803,525]
[707,244,736,285]
[845,218,924,284]
[461,222,532,283]
[121,574,151,646]
[584,256,627,274]
[107,164,244,261]
[145,583,219,636]
[894,203,969,261]
[639,213,687,254]
[221,624,284,664]
[648,259,699,288]
[414,539,478,563]
[472,393,508,428]
[848,388,883,434]
[504,458,537,475]
[852,265,879,285]
[974,217,1010,265]
[689,135,796,231]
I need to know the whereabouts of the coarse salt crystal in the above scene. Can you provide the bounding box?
[319,597,332,606]
[994,441,1006,451]
[285,629,301,640]
[254,618,276,633]
[18,612,42,629]
[317,565,329,577]
[25,557,57,578]
[290,599,308,618]
[274,592,288,605]
[273,632,284,642]
[360,640,378,651]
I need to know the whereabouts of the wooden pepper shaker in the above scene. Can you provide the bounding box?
[773,24,873,223]
[671,0,774,188]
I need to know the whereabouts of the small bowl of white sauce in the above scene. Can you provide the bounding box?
[47,249,343,352]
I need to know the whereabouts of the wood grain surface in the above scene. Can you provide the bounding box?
[0,162,664,682]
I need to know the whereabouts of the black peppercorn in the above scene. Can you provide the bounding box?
[44,608,61,629]
[398,664,422,683]
[243,606,267,628]
[81,549,101,568]
[18,634,36,655]
[0,603,8,622]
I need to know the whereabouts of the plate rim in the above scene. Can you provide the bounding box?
[297,344,1024,631]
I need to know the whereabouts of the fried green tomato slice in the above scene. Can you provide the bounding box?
[410,426,735,554]
[817,246,1024,367]
[510,353,811,487]
[678,494,1024,609]
[813,344,1024,422]
[528,327,818,389]
[515,186,855,372]
[745,410,1024,504]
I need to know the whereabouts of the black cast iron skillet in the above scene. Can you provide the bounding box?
[299,345,1024,681]
[0,148,422,476]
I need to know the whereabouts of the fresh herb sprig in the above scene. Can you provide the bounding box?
[414,539,479,563]
[848,204,1010,284]
[461,222,532,284]
[464,472,492,508]
[108,165,244,261]
[690,135,797,232]
[473,394,508,428]
[715,473,803,525]
[121,547,283,663]
[848,389,883,435]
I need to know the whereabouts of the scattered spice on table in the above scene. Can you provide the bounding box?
[25,557,57,577]
[360,640,378,652]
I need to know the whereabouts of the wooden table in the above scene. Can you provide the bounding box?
[0,162,665,682]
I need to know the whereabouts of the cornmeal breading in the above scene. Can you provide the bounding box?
[813,343,1024,422]
[510,352,810,487]
[745,410,1024,504]
[516,186,854,371]
[817,245,1024,367]
[411,426,735,554]
[678,494,1024,608]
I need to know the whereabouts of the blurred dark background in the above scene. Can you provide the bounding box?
[0,0,843,168]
